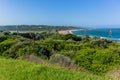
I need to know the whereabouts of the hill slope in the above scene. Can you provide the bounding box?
[0,58,114,80]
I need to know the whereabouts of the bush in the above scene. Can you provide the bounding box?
[35,45,51,59]
[64,44,81,50]
[49,54,74,67]
[64,34,82,41]
[0,36,7,42]
[3,31,10,35]
[58,50,76,59]
[74,48,95,69]
[93,49,120,65]
[2,41,30,58]
[0,39,15,55]
[90,40,106,48]
[37,40,65,51]
[17,46,37,57]
[74,48,120,74]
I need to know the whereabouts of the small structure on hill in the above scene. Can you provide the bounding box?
[108,29,112,38]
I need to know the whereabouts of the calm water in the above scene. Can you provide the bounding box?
[72,28,120,41]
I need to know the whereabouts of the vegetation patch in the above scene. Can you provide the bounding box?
[0,58,114,80]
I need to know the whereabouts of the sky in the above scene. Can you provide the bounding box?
[0,0,120,27]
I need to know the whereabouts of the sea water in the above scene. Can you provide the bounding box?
[71,28,120,42]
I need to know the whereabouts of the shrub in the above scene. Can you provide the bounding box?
[74,48,95,69]
[90,39,107,48]
[2,41,30,58]
[64,34,82,41]
[0,39,15,55]
[37,40,65,51]
[3,31,10,35]
[49,54,74,67]
[74,48,120,74]
[0,36,7,42]
[64,44,81,50]
[35,45,51,59]
[58,50,76,59]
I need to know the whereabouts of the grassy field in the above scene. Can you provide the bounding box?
[0,58,115,80]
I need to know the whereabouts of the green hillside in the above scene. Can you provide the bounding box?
[0,31,120,79]
[0,58,114,80]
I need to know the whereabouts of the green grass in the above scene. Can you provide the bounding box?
[0,58,114,80]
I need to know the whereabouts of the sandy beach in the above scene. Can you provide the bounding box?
[58,29,84,35]
[58,30,71,35]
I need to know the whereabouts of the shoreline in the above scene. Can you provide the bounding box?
[57,30,70,35]
[58,29,85,35]
[69,29,85,34]
[58,29,120,42]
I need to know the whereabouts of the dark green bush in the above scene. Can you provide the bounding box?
[0,39,15,55]
[0,36,7,42]
[64,34,82,41]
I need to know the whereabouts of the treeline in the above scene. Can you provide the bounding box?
[0,31,120,75]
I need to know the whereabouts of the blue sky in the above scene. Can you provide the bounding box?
[0,0,120,27]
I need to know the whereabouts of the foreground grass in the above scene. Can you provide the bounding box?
[0,58,114,80]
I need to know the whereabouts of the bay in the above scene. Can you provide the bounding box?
[71,28,120,41]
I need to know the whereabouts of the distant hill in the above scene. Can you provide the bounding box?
[0,25,83,31]
[0,26,4,30]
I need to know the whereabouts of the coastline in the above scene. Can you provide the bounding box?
[58,29,85,35]
[69,29,85,34]
[69,29,120,42]
[58,29,84,35]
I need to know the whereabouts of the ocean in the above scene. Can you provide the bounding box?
[71,28,120,42]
